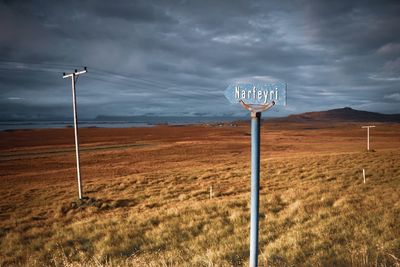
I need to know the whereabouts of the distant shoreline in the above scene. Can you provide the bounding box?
[2,107,400,131]
[0,118,245,131]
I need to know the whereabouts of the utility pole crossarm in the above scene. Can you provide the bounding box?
[63,67,88,79]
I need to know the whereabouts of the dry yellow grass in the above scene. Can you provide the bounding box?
[0,122,399,266]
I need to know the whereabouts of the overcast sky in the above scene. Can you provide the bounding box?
[1,0,400,119]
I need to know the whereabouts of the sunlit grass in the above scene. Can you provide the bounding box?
[1,148,399,266]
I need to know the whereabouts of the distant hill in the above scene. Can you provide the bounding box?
[271,107,400,123]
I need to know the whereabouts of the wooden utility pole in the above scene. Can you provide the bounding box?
[63,67,87,200]
[361,125,375,151]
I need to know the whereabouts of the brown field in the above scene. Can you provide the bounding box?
[0,121,399,266]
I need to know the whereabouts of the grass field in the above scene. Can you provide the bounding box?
[0,122,399,266]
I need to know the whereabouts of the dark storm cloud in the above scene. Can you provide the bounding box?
[0,0,400,119]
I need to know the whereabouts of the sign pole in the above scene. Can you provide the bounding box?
[250,111,261,267]
[63,67,87,200]
[224,82,287,267]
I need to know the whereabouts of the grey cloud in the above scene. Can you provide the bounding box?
[383,93,400,101]
[0,0,400,120]
[90,1,175,23]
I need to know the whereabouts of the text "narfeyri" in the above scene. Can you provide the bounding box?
[235,85,278,104]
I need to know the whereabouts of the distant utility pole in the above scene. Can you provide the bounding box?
[63,67,87,200]
[361,125,375,151]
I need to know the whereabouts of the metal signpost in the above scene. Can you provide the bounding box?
[225,82,287,267]
[63,67,87,200]
[361,125,375,151]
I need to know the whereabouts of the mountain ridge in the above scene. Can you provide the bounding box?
[270,107,400,123]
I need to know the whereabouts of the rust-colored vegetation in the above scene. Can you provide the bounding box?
[0,122,399,266]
